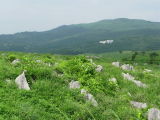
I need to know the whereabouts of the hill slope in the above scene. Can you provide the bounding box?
[0,51,160,119]
[1,18,160,54]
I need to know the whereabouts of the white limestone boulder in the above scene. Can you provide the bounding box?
[69,80,81,89]
[81,89,98,107]
[112,62,120,67]
[148,108,160,120]
[130,101,147,109]
[122,73,147,88]
[121,64,134,71]
[144,69,152,73]
[132,80,147,88]
[15,72,30,90]
[109,78,117,83]
[12,59,20,65]
[96,65,103,72]
[122,73,135,81]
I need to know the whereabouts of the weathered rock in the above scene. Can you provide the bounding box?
[144,69,152,73]
[36,60,42,63]
[148,108,160,120]
[134,63,138,66]
[109,78,117,83]
[122,73,147,88]
[6,79,12,84]
[81,89,98,107]
[96,65,103,72]
[121,64,134,71]
[128,92,132,97]
[15,72,30,90]
[130,101,147,109]
[69,80,80,89]
[132,80,147,88]
[122,73,135,81]
[99,40,114,44]
[112,62,120,67]
[12,59,20,65]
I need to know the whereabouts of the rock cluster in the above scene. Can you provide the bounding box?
[121,64,134,71]
[81,89,98,107]
[69,81,98,107]
[122,73,147,88]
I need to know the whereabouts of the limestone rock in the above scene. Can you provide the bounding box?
[132,80,147,88]
[112,62,120,67]
[99,40,114,44]
[69,80,80,89]
[12,59,20,65]
[122,73,147,88]
[109,78,117,83]
[96,65,103,72]
[122,73,135,81]
[144,69,152,73]
[148,108,160,120]
[130,101,147,109]
[36,60,42,63]
[15,72,30,90]
[121,64,134,71]
[81,89,98,107]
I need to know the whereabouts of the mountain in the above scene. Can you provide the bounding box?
[1,18,160,54]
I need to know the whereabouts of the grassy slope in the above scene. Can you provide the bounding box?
[0,51,160,120]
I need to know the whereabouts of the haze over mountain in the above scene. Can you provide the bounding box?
[0,18,160,54]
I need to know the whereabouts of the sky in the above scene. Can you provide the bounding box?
[0,0,160,34]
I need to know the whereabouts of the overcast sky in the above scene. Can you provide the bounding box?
[0,0,160,34]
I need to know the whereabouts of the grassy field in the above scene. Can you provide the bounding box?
[0,51,160,120]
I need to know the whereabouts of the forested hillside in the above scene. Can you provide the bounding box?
[0,18,160,54]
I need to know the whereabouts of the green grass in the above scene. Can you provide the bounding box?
[0,51,160,120]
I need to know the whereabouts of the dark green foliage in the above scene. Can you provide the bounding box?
[149,52,159,64]
[131,52,138,61]
[56,56,105,93]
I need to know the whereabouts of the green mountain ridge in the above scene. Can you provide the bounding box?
[0,18,160,54]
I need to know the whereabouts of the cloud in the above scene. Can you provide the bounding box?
[0,0,159,34]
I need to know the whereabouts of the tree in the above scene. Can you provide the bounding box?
[131,52,138,61]
[149,52,159,64]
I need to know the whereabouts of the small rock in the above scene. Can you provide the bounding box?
[132,80,147,88]
[128,92,132,97]
[12,59,20,65]
[96,65,103,72]
[36,60,42,63]
[112,62,120,67]
[121,64,134,71]
[81,89,98,107]
[122,73,135,81]
[99,40,114,44]
[15,72,30,90]
[109,78,117,83]
[134,63,138,66]
[148,108,160,120]
[69,80,80,89]
[122,73,147,88]
[6,79,12,84]
[144,69,152,73]
[130,101,147,109]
